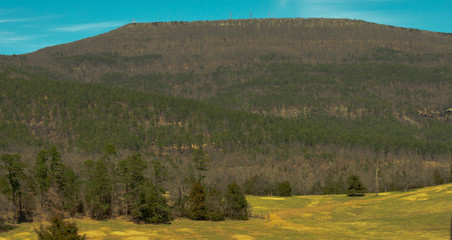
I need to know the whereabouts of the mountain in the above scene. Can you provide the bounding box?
[0,18,451,193]
[22,18,452,75]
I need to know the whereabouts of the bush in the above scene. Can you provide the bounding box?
[347,175,366,197]
[131,184,173,224]
[276,181,292,196]
[206,188,225,221]
[35,215,86,240]
[433,169,445,185]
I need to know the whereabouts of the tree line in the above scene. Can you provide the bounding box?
[0,146,249,225]
[2,144,451,227]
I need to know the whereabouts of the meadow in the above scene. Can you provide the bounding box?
[1,183,451,239]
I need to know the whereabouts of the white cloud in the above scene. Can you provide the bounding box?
[54,21,125,32]
[279,0,403,25]
[0,18,32,23]
[0,36,29,43]
[0,31,46,44]
[279,0,291,8]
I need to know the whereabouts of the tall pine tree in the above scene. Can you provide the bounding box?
[225,182,248,220]
[118,152,147,217]
[0,154,27,223]
[83,159,112,219]
[187,181,208,220]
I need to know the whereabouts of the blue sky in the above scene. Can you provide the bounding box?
[1,0,451,55]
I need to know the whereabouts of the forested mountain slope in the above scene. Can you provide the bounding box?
[1,63,451,154]
[0,18,451,195]
[22,18,452,75]
[3,18,452,83]
[2,19,450,120]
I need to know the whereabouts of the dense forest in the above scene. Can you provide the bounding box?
[0,146,249,225]
[0,18,451,225]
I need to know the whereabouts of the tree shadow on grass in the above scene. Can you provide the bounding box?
[0,222,19,233]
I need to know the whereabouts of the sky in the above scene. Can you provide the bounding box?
[1,0,451,55]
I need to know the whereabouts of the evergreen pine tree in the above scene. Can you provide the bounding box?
[276,181,292,196]
[34,150,50,210]
[206,187,225,221]
[60,166,80,216]
[118,152,147,217]
[225,182,248,220]
[83,159,112,219]
[347,175,366,197]
[132,183,173,224]
[48,147,64,187]
[187,181,208,220]
[34,147,68,214]
[0,154,27,223]
[151,160,171,187]
[192,149,210,181]
[101,144,120,217]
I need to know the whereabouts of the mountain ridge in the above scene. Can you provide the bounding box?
[8,18,451,79]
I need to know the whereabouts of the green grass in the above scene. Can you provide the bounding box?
[1,184,451,239]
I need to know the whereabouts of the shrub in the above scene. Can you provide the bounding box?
[276,181,292,196]
[433,169,445,185]
[131,184,173,224]
[35,215,86,240]
[347,175,366,197]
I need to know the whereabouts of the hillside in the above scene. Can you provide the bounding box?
[3,19,450,119]
[0,18,451,195]
[3,18,452,83]
[22,18,452,75]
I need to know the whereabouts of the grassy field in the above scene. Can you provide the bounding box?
[1,183,451,239]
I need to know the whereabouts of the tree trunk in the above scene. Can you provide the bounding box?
[41,193,44,210]
[375,165,379,197]
[112,182,119,217]
[125,184,129,217]
[18,192,23,223]
[12,191,17,224]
